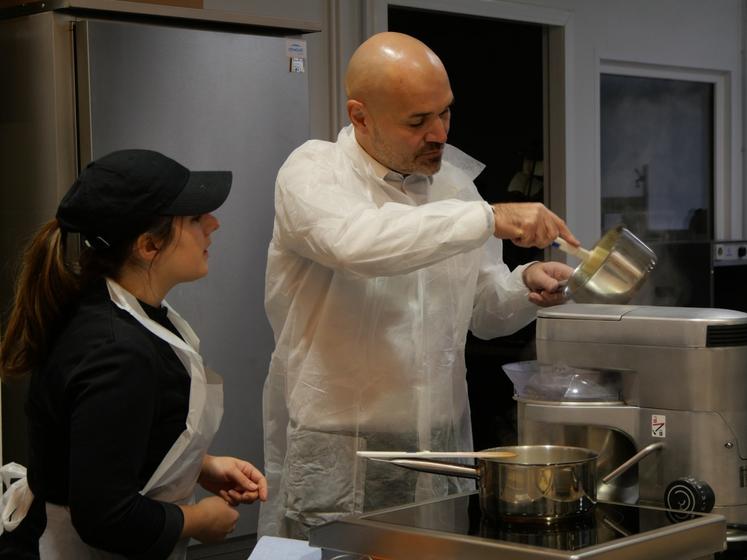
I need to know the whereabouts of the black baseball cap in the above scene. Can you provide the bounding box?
[56,149,232,247]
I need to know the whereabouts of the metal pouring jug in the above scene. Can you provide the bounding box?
[554,226,657,304]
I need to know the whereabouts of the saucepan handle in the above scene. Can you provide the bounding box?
[553,237,591,261]
[602,442,664,485]
[370,458,479,480]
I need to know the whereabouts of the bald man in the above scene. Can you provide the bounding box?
[259,32,577,538]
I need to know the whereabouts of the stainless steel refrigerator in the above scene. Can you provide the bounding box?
[0,5,311,536]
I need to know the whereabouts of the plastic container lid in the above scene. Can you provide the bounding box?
[501,360,622,402]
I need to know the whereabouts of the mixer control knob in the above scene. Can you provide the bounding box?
[665,478,715,514]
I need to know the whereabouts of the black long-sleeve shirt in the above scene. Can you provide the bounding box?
[26,280,191,559]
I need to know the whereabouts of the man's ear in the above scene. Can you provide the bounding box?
[347,99,369,132]
[133,232,160,263]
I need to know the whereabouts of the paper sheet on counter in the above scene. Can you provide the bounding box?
[247,536,321,560]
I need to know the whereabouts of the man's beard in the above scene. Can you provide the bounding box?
[369,126,444,175]
[412,143,444,175]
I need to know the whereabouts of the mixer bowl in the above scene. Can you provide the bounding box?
[564,226,656,304]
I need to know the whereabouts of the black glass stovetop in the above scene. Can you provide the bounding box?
[359,492,710,551]
[311,491,726,559]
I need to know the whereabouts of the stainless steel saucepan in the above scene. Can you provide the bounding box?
[360,443,663,524]
[554,225,657,304]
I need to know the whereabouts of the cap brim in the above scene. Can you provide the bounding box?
[161,170,232,216]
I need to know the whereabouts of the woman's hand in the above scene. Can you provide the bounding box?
[198,455,268,505]
[180,496,238,543]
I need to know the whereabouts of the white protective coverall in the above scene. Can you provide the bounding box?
[259,125,538,538]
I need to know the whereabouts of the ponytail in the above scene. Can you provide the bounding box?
[0,220,80,380]
[1,215,176,380]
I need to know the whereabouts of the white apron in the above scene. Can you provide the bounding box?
[1,279,223,559]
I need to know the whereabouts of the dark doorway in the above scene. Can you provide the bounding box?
[388,6,545,452]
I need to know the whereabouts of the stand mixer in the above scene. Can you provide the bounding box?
[512,303,747,535]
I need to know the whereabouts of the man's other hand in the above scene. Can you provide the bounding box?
[522,261,573,307]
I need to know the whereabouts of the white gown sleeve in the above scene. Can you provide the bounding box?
[469,233,538,340]
[274,148,494,278]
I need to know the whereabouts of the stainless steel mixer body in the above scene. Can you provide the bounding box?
[520,304,747,526]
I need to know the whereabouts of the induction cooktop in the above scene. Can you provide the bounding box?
[310,491,726,560]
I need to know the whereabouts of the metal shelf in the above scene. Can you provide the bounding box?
[0,0,321,33]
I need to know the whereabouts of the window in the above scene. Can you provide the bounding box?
[600,74,713,242]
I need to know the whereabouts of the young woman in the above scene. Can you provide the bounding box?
[0,149,267,559]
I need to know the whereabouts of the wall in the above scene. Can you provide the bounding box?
[207,0,745,246]
[0,10,78,469]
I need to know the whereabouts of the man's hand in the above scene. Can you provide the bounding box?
[522,261,573,307]
[492,202,579,248]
